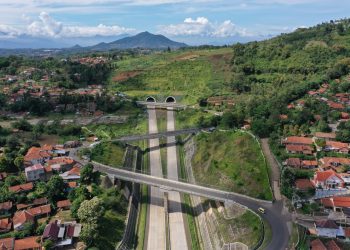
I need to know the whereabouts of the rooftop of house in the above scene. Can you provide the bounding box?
[315,219,339,229]
[286,158,302,166]
[310,238,326,250]
[57,200,72,208]
[24,145,53,162]
[27,204,51,216]
[325,240,341,250]
[295,179,315,190]
[25,163,44,172]
[9,182,33,193]
[0,201,12,211]
[283,136,314,145]
[0,238,14,250]
[13,210,34,227]
[43,221,60,240]
[321,157,350,166]
[14,236,41,250]
[325,141,349,149]
[321,196,350,208]
[302,160,318,166]
[314,170,343,182]
[0,218,12,231]
[314,132,336,139]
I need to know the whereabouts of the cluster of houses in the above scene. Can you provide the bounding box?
[206,96,235,108]
[0,142,83,249]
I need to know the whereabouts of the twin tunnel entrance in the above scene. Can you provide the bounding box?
[146,96,176,103]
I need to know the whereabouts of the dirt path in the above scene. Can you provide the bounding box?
[261,138,282,201]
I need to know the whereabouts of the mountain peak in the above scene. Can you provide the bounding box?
[90,31,187,50]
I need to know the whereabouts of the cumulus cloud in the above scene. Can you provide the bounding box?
[158,17,252,37]
[0,12,135,39]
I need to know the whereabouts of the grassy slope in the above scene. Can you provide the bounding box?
[108,48,233,104]
[192,130,272,200]
[91,142,126,168]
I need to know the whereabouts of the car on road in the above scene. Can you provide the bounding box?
[258,207,265,214]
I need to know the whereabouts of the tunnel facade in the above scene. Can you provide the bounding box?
[165,96,176,103]
[146,96,156,102]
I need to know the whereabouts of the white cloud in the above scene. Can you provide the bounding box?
[0,12,135,39]
[158,17,252,37]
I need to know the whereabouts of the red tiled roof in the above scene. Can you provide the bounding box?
[0,238,14,250]
[43,221,59,240]
[341,112,349,119]
[326,141,349,149]
[57,199,71,208]
[66,224,75,238]
[344,227,350,237]
[9,182,33,193]
[24,146,52,162]
[0,201,12,211]
[67,166,80,176]
[286,144,313,154]
[315,220,338,229]
[321,157,350,167]
[47,157,75,166]
[302,160,318,166]
[328,101,345,110]
[314,170,343,182]
[284,136,313,145]
[14,236,41,250]
[314,132,336,139]
[325,240,341,250]
[310,239,326,250]
[27,204,51,217]
[13,210,34,228]
[286,158,301,167]
[295,179,314,190]
[321,196,350,208]
[0,218,12,231]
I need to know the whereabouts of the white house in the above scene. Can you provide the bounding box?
[25,164,45,182]
[315,220,341,238]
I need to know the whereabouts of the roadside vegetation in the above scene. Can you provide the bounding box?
[90,142,126,168]
[192,130,272,200]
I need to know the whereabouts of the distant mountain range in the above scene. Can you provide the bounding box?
[0,32,188,56]
[88,31,188,50]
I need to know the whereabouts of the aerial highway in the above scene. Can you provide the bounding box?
[90,161,290,250]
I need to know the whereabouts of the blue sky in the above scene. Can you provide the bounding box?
[0,0,350,48]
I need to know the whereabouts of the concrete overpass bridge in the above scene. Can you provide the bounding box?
[89,160,290,250]
[110,127,202,142]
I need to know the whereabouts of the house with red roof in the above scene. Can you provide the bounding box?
[0,218,12,233]
[310,238,326,250]
[27,204,51,218]
[0,238,15,250]
[284,158,302,168]
[312,170,344,189]
[9,182,33,193]
[324,141,350,154]
[285,144,313,155]
[283,136,314,146]
[47,157,76,172]
[301,160,318,169]
[59,165,80,181]
[321,196,350,213]
[325,240,341,250]
[0,201,12,215]
[13,210,34,231]
[295,179,315,191]
[14,236,41,250]
[314,220,340,238]
[320,157,350,172]
[24,145,53,166]
[57,200,72,210]
[42,221,82,247]
[314,132,337,141]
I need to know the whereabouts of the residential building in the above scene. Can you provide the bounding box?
[324,141,349,154]
[321,196,350,213]
[59,166,80,181]
[295,179,315,191]
[0,201,12,214]
[285,144,313,155]
[9,183,33,193]
[0,218,12,233]
[27,204,51,218]
[325,240,341,250]
[302,160,318,169]
[13,210,34,231]
[314,220,340,238]
[312,170,344,189]
[24,145,53,166]
[0,238,15,250]
[57,200,72,210]
[285,158,302,168]
[24,164,45,182]
[47,157,76,172]
[310,239,326,250]
[14,236,41,250]
[314,132,337,141]
[320,157,350,172]
[283,136,314,146]
[43,221,82,248]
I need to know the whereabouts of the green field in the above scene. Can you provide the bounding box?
[108,48,234,104]
[91,142,126,168]
[192,130,272,200]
